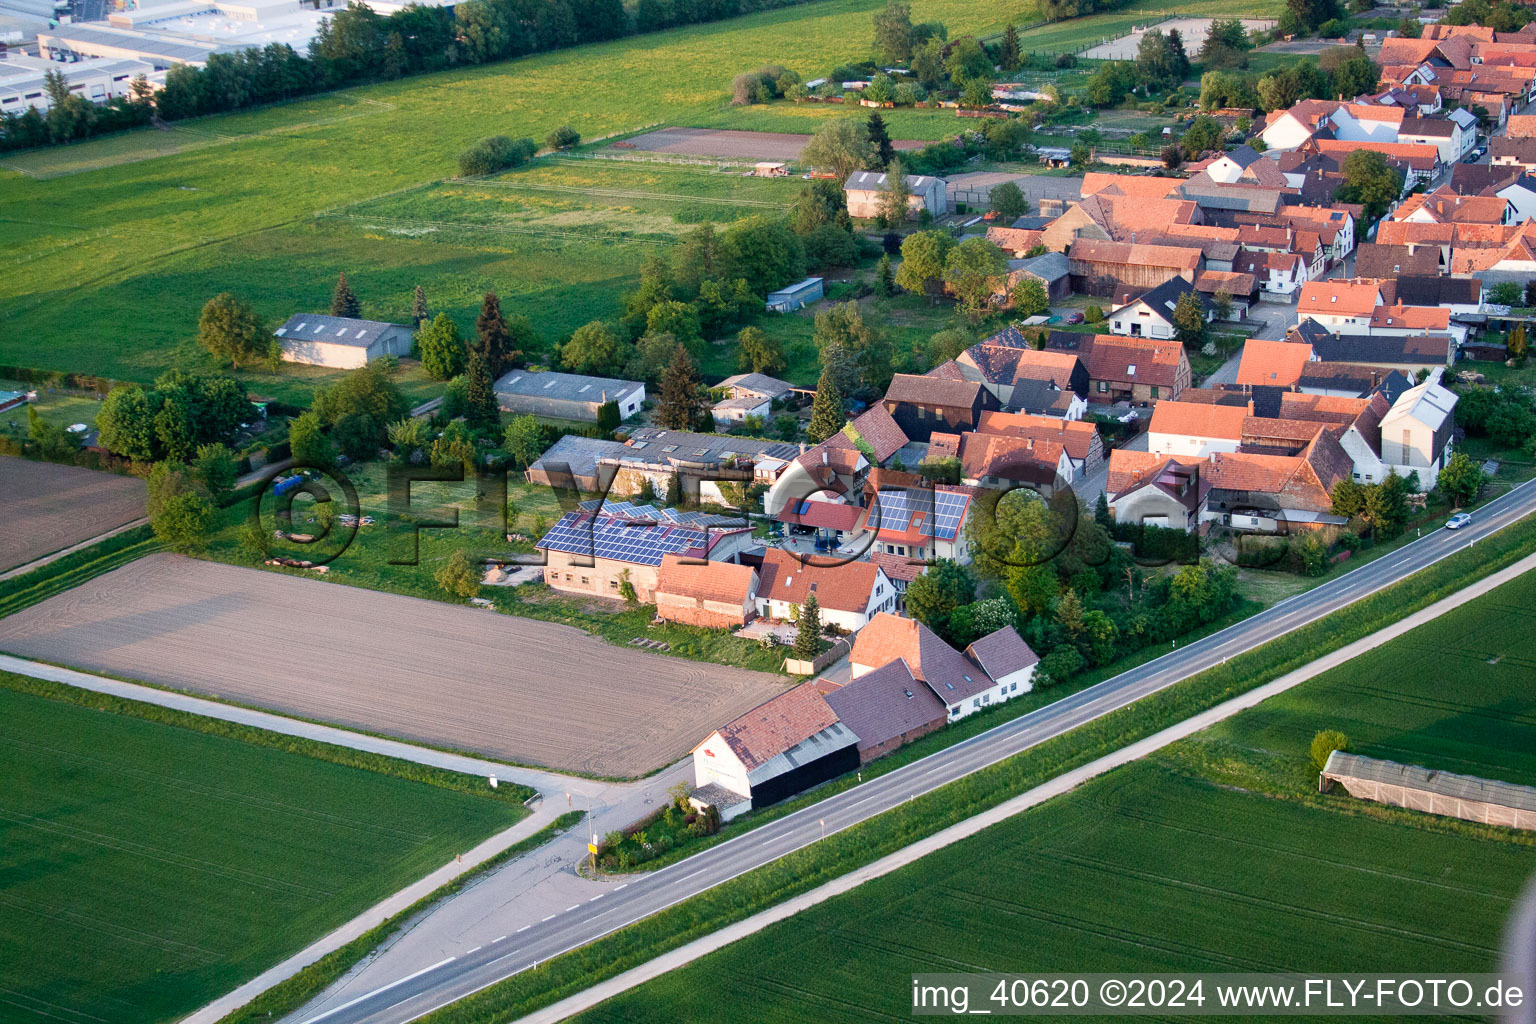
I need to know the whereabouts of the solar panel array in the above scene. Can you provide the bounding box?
[536,511,713,566]
[576,499,743,528]
[867,489,970,541]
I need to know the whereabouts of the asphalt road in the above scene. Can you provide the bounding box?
[304,478,1536,1024]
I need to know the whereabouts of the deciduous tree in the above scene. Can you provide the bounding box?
[416,312,468,380]
[197,292,267,368]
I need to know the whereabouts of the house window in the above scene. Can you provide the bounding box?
[581,576,590,585]
[1150,386,1160,400]
[609,579,618,589]
[564,573,573,581]
[972,698,981,708]
[1097,381,1108,393]
[1010,682,1018,692]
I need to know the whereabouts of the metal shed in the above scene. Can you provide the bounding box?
[765,277,824,313]
[1322,751,1536,831]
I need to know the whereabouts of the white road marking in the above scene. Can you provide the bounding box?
[516,925,531,932]
[590,893,604,900]
[493,935,507,943]
[615,883,628,890]
[465,946,481,955]
[566,904,580,912]
[541,915,555,922]
[297,957,455,1023]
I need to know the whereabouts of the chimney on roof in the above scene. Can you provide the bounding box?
[800,441,807,454]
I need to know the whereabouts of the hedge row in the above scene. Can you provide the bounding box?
[0,523,159,619]
[414,514,1536,1024]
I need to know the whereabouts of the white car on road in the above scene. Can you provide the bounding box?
[1445,512,1472,530]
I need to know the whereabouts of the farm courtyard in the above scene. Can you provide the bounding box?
[0,553,790,777]
[0,456,146,574]
[570,568,1536,1022]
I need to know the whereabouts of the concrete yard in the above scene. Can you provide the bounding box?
[614,126,922,162]
[0,455,146,573]
[1078,17,1276,60]
[0,554,790,778]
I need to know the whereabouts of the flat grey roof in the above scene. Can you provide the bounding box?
[494,369,643,404]
[274,313,408,348]
[38,24,222,62]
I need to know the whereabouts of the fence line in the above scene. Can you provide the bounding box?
[320,213,676,246]
[442,178,790,208]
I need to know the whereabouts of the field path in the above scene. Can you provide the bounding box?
[0,553,788,778]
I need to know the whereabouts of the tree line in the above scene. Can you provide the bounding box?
[1,0,836,151]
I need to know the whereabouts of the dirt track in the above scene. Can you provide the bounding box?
[0,554,789,777]
[0,456,146,573]
[617,126,922,162]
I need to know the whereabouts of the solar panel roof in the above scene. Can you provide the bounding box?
[866,488,970,541]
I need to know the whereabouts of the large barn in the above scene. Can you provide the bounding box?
[273,314,415,369]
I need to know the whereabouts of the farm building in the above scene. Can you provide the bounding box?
[975,410,1105,474]
[843,171,947,220]
[524,435,632,492]
[534,501,754,603]
[850,614,1037,722]
[272,314,414,369]
[653,554,759,629]
[1050,334,1192,404]
[765,277,824,313]
[692,683,860,819]
[494,370,645,423]
[1322,751,1536,831]
[1001,251,1071,303]
[882,373,1000,442]
[1067,239,1202,297]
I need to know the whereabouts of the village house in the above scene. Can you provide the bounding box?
[711,371,795,426]
[653,554,759,629]
[1049,333,1191,404]
[754,548,896,632]
[272,314,414,369]
[1193,270,1258,318]
[1296,280,1384,333]
[866,484,976,564]
[1104,453,1208,531]
[1232,249,1307,300]
[975,409,1105,475]
[928,430,1074,494]
[851,613,1038,722]
[761,406,908,516]
[843,171,947,220]
[1106,277,1212,339]
[534,501,756,603]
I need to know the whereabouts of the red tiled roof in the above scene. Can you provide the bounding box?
[1068,239,1202,272]
[1149,400,1249,440]
[986,226,1044,255]
[957,432,1065,485]
[1236,339,1314,388]
[1106,449,1203,496]
[1298,280,1382,318]
[777,498,866,530]
[1194,270,1257,295]
[1080,334,1188,389]
[656,554,757,606]
[757,548,884,614]
[1079,173,1183,199]
[821,658,946,752]
[712,682,840,772]
[1369,304,1450,330]
[850,612,996,703]
[847,404,909,463]
[868,551,928,583]
[974,410,1099,462]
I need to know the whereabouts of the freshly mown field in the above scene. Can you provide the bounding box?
[0,0,1279,402]
[0,683,525,1024]
[569,569,1536,1023]
[0,455,146,573]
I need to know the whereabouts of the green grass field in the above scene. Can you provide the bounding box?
[569,569,1536,1023]
[0,683,526,1024]
[0,0,1279,403]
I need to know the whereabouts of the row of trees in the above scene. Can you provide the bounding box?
[4,0,824,150]
[0,69,154,152]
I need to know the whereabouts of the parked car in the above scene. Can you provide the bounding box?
[1065,311,1084,324]
[1445,512,1472,530]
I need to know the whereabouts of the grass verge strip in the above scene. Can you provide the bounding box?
[0,669,537,807]
[414,515,1536,1024]
[0,523,159,618]
[214,811,587,1024]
